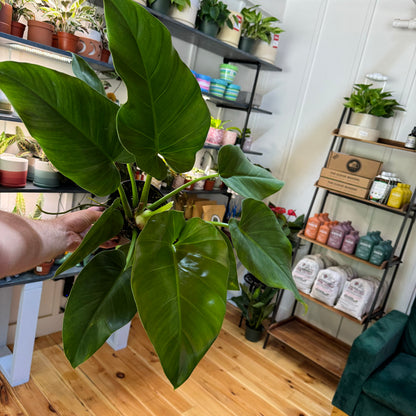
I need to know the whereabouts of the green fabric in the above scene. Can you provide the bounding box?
[332,310,408,415]
[401,301,416,357]
[362,353,416,416]
[355,394,402,416]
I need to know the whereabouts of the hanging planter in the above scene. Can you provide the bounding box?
[217,10,243,47]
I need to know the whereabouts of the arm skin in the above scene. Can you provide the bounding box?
[0,208,104,278]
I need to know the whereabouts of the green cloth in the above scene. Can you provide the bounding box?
[362,353,416,416]
[401,301,416,357]
[355,394,402,416]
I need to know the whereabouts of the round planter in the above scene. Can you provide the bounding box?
[196,73,211,93]
[101,48,110,63]
[204,178,215,191]
[244,325,263,342]
[0,154,28,187]
[26,156,36,181]
[253,35,280,64]
[224,84,240,101]
[169,4,198,28]
[11,21,25,38]
[33,159,60,188]
[0,3,12,34]
[349,112,380,129]
[77,36,102,61]
[217,10,243,47]
[219,63,238,83]
[238,36,255,53]
[198,19,219,37]
[149,0,171,15]
[34,259,54,276]
[205,127,224,146]
[57,31,79,53]
[222,130,237,145]
[27,20,54,46]
[209,78,228,98]
[338,123,380,142]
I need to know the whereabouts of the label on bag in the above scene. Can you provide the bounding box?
[272,34,280,49]
[233,15,242,31]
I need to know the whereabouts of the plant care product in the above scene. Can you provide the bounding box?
[316,221,331,244]
[404,126,416,149]
[369,241,389,266]
[387,182,405,209]
[224,84,240,101]
[209,78,228,98]
[341,230,360,255]
[304,213,321,239]
[219,63,238,83]
[327,222,347,250]
[355,232,378,261]
[369,172,390,203]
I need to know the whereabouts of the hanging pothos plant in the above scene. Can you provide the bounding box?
[0,0,303,389]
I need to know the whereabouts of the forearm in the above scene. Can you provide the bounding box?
[0,212,72,278]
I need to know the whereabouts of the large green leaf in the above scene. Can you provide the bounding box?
[218,145,284,199]
[229,198,303,304]
[104,0,210,180]
[132,211,229,388]
[63,250,137,368]
[219,230,239,291]
[71,53,106,96]
[0,62,123,196]
[55,199,124,276]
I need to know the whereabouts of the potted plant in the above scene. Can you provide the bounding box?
[26,1,55,46]
[76,7,103,61]
[148,0,171,15]
[205,116,229,146]
[0,0,303,389]
[0,0,12,34]
[38,0,95,52]
[169,0,200,28]
[231,283,277,342]
[238,5,258,53]
[10,0,35,37]
[196,0,232,37]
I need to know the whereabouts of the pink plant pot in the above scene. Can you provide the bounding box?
[205,127,224,146]
[222,131,237,145]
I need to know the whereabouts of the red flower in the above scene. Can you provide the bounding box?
[271,206,286,215]
[287,209,297,217]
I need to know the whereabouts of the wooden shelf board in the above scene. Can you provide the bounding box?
[297,231,400,270]
[315,182,411,216]
[267,317,350,378]
[333,129,416,153]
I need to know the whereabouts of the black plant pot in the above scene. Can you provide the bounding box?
[198,19,219,37]
[238,36,255,54]
[149,0,171,15]
[244,325,263,342]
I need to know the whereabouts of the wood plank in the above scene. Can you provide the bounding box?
[268,317,350,378]
[0,374,28,416]
[331,406,349,416]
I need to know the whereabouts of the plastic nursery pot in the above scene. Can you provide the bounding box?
[184,179,194,190]
[149,0,171,15]
[238,36,255,54]
[34,259,54,276]
[57,32,79,53]
[209,78,228,98]
[219,63,238,83]
[27,20,54,46]
[244,325,263,342]
[204,179,216,191]
[0,3,12,35]
[198,19,219,37]
[101,48,110,63]
[11,21,25,38]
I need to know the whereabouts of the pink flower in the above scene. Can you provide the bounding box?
[287,209,297,217]
[271,207,286,215]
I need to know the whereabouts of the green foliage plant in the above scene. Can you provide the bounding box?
[210,116,229,129]
[231,283,277,330]
[240,4,283,43]
[170,0,190,11]
[343,83,405,118]
[11,0,35,22]
[36,0,96,34]
[0,0,303,389]
[196,0,233,29]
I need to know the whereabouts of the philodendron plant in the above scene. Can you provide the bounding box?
[0,0,302,388]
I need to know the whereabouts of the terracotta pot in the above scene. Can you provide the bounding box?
[34,259,54,276]
[57,31,79,53]
[77,36,102,60]
[0,3,12,34]
[52,33,58,48]
[27,20,54,46]
[101,48,110,63]
[204,179,215,191]
[11,21,25,38]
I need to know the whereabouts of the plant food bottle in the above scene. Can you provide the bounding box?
[341,230,360,254]
[304,213,321,239]
[387,183,405,209]
[327,222,346,249]
[369,172,389,202]
[316,221,331,244]
[355,232,377,261]
[404,126,416,149]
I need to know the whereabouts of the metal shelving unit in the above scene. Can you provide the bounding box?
[263,108,416,376]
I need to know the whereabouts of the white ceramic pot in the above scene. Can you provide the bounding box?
[253,34,280,64]
[169,4,199,28]
[33,159,60,188]
[0,154,28,187]
[217,10,243,47]
[349,112,380,129]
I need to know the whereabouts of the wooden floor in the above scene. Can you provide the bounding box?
[0,305,339,416]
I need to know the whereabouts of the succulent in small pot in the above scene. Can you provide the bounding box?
[196,0,232,37]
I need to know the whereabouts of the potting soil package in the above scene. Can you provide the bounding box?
[310,266,349,306]
[292,255,325,294]
[335,276,384,319]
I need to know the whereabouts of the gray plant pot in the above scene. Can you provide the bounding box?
[198,20,219,37]
[238,36,255,54]
[149,0,170,14]
[245,325,263,342]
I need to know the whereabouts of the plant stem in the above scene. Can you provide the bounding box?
[138,174,152,214]
[125,230,138,270]
[118,184,133,219]
[205,221,229,228]
[127,164,138,208]
[147,173,219,211]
